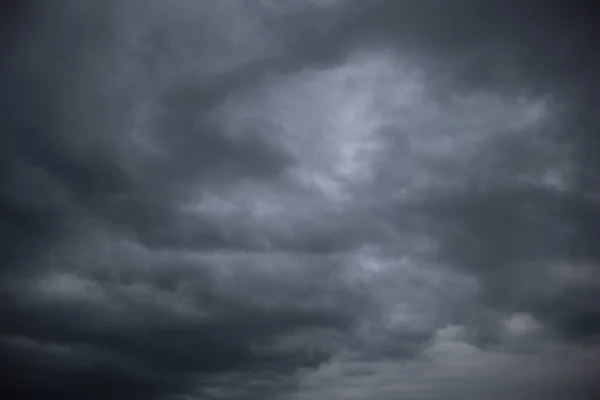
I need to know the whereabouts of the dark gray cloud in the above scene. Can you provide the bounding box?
[1,1,599,399]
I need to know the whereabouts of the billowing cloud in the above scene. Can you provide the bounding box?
[1,1,599,399]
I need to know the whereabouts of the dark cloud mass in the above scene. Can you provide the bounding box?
[1,1,599,399]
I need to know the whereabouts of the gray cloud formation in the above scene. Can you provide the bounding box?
[1,1,599,399]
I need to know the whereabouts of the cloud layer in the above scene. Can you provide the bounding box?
[1,1,599,399]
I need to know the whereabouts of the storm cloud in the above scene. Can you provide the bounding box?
[1,1,599,399]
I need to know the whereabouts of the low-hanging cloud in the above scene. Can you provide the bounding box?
[1,1,599,399]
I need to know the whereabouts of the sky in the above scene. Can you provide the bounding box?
[1,1,599,399]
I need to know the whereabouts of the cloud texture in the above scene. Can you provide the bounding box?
[1,1,599,399]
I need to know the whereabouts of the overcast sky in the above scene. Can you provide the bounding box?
[1,1,599,399]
